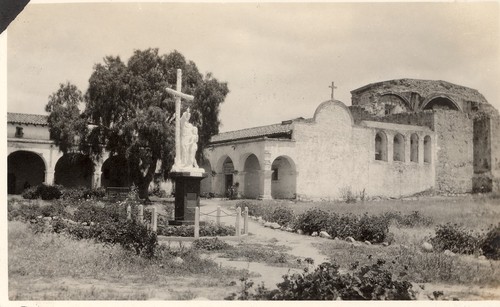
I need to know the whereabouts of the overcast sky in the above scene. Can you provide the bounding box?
[6,1,499,132]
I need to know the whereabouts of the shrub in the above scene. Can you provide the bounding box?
[293,208,330,234]
[326,213,359,239]
[226,259,416,300]
[235,200,267,217]
[481,224,500,260]
[357,214,390,243]
[61,187,106,200]
[193,238,231,251]
[158,224,236,237]
[22,184,63,200]
[430,223,482,254]
[22,186,39,199]
[263,206,295,227]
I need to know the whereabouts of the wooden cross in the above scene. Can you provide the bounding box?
[166,69,194,170]
[329,81,337,100]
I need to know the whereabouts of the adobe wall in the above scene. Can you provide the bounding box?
[7,123,51,140]
[432,111,473,193]
[292,101,355,200]
[352,121,436,198]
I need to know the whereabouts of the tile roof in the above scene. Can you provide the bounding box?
[7,113,49,126]
[210,117,311,144]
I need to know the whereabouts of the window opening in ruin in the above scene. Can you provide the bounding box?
[410,134,419,163]
[272,168,279,181]
[424,135,432,163]
[375,131,387,161]
[15,127,24,138]
[393,133,405,162]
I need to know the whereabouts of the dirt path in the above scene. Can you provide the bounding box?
[199,199,329,287]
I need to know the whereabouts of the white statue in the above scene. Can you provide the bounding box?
[180,108,199,169]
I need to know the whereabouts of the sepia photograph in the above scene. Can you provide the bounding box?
[2,0,500,303]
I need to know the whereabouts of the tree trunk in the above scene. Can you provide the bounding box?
[136,158,158,201]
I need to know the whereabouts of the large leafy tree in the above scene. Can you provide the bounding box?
[47,48,229,199]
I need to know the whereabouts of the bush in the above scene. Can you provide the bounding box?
[193,238,231,251]
[263,206,295,227]
[326,213,359,239]
[158,224,236,237]
[357,214,390,243]
[481,224,500,260]
[235,200,267,217]
[8,200,68,221]
[226,259,416,300]
[430,223,482,254]
[293,208,330,234]
[22,184,62,200]
[61,187,106,200]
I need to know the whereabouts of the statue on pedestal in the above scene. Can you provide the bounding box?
[180,108,199,169]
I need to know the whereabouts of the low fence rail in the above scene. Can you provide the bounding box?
[126,204,249,239]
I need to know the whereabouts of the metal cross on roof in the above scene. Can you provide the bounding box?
[329,81,337,100]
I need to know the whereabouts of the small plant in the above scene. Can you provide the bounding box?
[293,208,330,234]
[481,224,500,260]
[430,223,482,254]
[226,259,416,300]
[192,238,231,251]
[263,206,295,227]
[339,186,357,203]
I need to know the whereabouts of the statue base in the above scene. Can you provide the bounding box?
[169,171,208,224]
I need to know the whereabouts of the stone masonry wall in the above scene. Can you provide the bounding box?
[432,111,473,193]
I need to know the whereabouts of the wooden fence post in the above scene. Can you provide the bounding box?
[194,207,200,238]
[244,206,249,235]
[151,207,157,232]
[235,207,241,237]
[216,206,221,226]
[126,204,131,220]
[138,205,144,224]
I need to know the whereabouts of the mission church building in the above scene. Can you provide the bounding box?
[7,79,500,200]
[200,79,500,200]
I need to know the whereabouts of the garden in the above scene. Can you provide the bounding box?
[7,184,500,300]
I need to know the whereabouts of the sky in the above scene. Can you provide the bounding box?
[6,1,500,132]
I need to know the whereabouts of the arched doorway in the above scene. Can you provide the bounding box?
[243,154,261,199]
[215,156,235,197]
[375,131,388,161]
[271,156,296,199]
[8,151,46,194]
[393,133,405,162]
[54,153,94,188]
[200,159,212,196]
[410,134,419,163]
[101,155,132,188]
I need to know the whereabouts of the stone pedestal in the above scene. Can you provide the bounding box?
[169,171,207,225]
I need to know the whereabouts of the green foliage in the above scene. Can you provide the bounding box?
[158,223,236,237]
[22,184,63,200]
[293,208,330,234]
[430,223,482,254]
[481,224,500,260]
[45,82,87,153]
[263,206,295,227]
[226,260,416,300]
[8,200,68,221]
[192,238,231,251]
[61,187,106,200]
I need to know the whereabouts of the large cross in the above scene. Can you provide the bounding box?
[166,69,194,170]
[329,81,337,100]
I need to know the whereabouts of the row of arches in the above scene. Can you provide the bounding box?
[375,132,432,163]
[380,93,461,115]
[201,153,297,199]
[7,151,131,194]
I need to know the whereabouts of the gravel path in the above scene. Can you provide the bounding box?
[199,199,329,287]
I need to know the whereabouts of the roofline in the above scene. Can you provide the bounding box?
[350,78,480,94]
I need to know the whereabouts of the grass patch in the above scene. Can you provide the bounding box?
[218,242,301,268]
[8,221,245,300]
[314,238,500,286]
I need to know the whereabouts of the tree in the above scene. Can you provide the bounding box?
[45,82,87,153]
[47,48,229,199]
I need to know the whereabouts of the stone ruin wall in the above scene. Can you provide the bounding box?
[351,79,489,112]
[432,111,474,193]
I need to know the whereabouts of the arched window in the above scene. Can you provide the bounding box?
[424,136,432,163]
[410,134,419,163]
[375,131,388,161]
[393,133,405,162]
